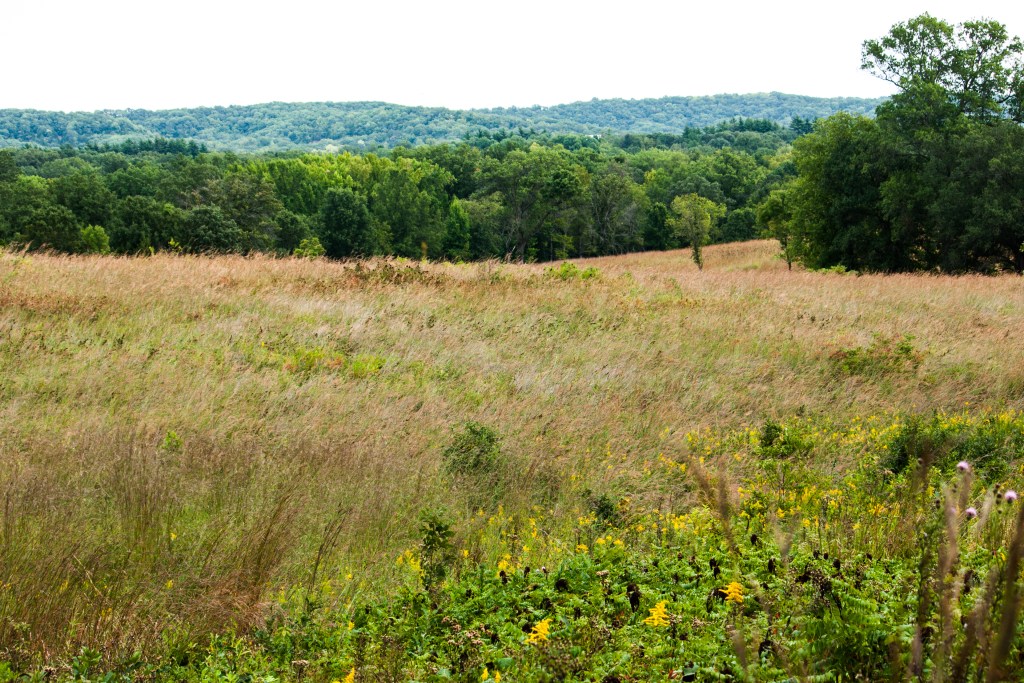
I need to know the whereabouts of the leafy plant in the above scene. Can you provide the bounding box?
[442,421,502,476]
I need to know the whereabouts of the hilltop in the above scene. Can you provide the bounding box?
[0,93,885,150]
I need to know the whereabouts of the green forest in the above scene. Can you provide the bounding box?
[0,93,883,150]
[0,120,800,262]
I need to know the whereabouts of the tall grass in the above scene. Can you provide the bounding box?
[1,242,1022,668]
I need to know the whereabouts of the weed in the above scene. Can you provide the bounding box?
[830,333,924,377]
[544,261,600,281]
[442,421,502,477]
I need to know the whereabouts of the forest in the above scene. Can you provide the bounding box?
[0,119,801,262]
[0,93,883,150]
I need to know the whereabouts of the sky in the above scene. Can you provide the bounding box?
[3,0,1024,112]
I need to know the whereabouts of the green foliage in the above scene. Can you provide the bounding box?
[442,421,502,477]
[159,430,184,453]
[292,236,325,259]
[785,14,1024,273]
[0,119,805,263]
[829,334,924,377]
[317,186,375,258]
[757,419,812,458]
[418,508,455,591]
[543,261,599,281]
[668,193,726,270]
[0,96,885,151]
[79,225,110,254]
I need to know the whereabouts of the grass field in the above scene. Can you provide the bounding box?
[2,241,1024,681]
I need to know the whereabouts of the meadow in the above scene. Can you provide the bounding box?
[2,241,1024,681]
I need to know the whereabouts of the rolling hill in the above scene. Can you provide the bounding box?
[0,93,885,151]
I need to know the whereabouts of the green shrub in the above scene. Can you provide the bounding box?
[544,261,600,281]
[80,225,111,254]
[757,418,812,458]
[293,236,326,258]
[442,421,501,476]
[830,334,924,377]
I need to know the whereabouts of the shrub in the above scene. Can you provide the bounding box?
[79,225,111,254]
[544,261,600,281]
[757,418,812,458]
[830,334,924,377]
[293,236,325,259]
[442,421,501,476]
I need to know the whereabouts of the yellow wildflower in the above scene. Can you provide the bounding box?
[495,671,501,682]
[526,618,552,644]
[721,582,744,604]
[643,601,670,627]
[342,667,355,683]
[481,667,489,681]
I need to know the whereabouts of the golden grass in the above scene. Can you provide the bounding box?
[0,240,1022,663]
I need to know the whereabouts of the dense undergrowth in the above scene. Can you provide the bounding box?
[4,410,1024,682]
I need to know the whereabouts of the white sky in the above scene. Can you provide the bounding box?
[3,0,1023,112]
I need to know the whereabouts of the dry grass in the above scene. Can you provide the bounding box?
[1,240,1022,665]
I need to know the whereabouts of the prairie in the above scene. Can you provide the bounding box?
[1,241,1023,680]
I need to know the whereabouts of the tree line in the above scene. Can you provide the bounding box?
[0,119,801,261]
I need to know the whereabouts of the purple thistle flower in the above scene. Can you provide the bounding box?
[965,507,978,519]
[957,461,971,473]
[1005,490,1018,503]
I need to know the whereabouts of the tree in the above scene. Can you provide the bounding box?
[756,188,798,269]
[274,209,312,255]
[0,150,20,183]
[178,206,244,253]
[862,14,1024,122]
[80,225,111,254]
[317,186,375,258]
[442,199,471,261]
[110,196,182,253]
[668,194,725,270]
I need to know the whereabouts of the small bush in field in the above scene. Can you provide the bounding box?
[160,430,184,453]
[757,419,812,458]
[442,421,501,476]
[830,334,924,377]
[544,261,600,281]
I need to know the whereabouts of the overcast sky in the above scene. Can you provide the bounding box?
[3,0,1023,112]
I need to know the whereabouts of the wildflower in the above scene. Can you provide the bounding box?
[481,667,489,681]
[342,667,355,683]
[965,507,978,519]
[526,618,552,644]
[165,580,173,590]
[1005,490,1018,503]
[720,582,744,604]
[495,671,501,682]
[644,600,670,627]
[957,461,971,473]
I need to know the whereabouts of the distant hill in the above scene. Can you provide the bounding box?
[0,93,885,151]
